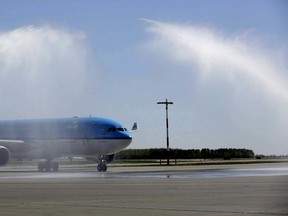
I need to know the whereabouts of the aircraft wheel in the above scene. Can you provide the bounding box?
[97,164,102,172]
[52,162,59,172]
[44,162,51,172]
[97,163,107,172]
[38,162,45,172]
[102,164,107,172]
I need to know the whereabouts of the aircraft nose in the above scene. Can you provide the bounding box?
[115,131,132,140]
[118,132,132,148]
[123,132,132,140]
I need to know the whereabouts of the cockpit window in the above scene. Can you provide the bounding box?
[117,128,124,132]
[107,127,126,132]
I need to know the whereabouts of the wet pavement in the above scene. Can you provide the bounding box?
[0,163,287,216]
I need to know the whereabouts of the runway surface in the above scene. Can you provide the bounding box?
[0,163,287,216]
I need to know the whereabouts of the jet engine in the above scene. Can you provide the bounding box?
[0,146,10,166]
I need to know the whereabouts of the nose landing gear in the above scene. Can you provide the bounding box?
[97,155,108,172]
[38,160,59,172]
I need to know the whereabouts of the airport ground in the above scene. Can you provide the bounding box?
[0,161,287,216]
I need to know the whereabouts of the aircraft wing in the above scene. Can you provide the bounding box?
[0,139,41,153]
[0,139,25,149]
[0,139,24,145]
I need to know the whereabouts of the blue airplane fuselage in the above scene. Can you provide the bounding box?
[0,117,131,140]
[0,117,132,163]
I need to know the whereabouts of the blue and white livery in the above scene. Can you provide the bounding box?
[0,117,137,172]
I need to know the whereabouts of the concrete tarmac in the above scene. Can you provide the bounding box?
[0,163,287,216]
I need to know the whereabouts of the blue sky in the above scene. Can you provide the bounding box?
[0,0,287,155]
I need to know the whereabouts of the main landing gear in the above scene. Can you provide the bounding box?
[38,160,59,172]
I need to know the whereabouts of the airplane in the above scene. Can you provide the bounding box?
[0,116,137,172]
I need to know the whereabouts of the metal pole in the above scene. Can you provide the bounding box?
[165,99,170,165]
[157,99,173,165]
